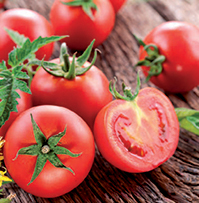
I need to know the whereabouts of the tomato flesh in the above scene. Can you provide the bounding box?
[94,87,179,173]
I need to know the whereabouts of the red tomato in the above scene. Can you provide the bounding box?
[94,87,179,173]
[0,8,54,63]
[50,0,115,50]
[4,105,95,198]
[0,0,5,9]
[138,21,199,93]
[30,58,113,130]
[0,89,32,137]
[109,0,126,13]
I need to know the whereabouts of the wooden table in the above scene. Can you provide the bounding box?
[2,0,199,202]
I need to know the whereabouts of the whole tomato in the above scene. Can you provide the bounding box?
[50,0,115,50]
[94,77,179,173]
[136,21,199,93]
[0,89,32,137]
[109,0,126,13]
[4,105,95,198]
[31,41,112,130]
[0,8,54,63]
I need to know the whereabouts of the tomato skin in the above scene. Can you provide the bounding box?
[0,90,32,137]
[139,21,199,93]
[94,87,179,173]
[108,0,126,13]
[50,0,115,50]
[0,8,54,62]
[30,58,113,130]
[4,105,95,198]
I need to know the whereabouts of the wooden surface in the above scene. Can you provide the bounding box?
[2,0,199,202]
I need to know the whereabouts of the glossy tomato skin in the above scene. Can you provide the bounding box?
[139,21,199,93]
[0,8,54,63]
[30,58,113,130]
[108,0,126,13]
[4,105,95,198]
[0,89,32,137]
[50,0,115,50]
[94,87,179,173]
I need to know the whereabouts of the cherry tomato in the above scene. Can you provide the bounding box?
[4,105,95,198]
[137,21,199,93]
[50,0,115,50]
[109,0,126,13]
[94,80,179,173]
[0,8,54,63]
[0,89,32,137]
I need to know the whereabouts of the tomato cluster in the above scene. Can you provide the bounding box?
[1,0,198,200]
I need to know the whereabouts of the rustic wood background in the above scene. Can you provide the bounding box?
[2,0,199,202]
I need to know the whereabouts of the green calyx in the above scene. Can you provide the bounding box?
[35,39,97,80]
[134,35,166,82]
[61,0,98,20]
[109,73,141,101]
[13,114,81,185]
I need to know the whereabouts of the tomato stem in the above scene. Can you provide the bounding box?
[134,35,166,82]
[61,0,98,20]
[109,73,141,101]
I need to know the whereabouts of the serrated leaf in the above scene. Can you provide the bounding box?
[8,35,67,67]
[0,61,7,72]
[4,27,28,47]
[175,108,199,136]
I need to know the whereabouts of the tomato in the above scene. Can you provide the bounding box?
[93,80,179,173]
[0,89,32,138]
[31,42,112,130]
[0,8,54,63]
[136,21,199,93]
[0,0,6,9]
[108,0,126,13]
[50,0,115,50]
[3,105,95,198]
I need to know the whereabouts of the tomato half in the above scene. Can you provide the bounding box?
[138,21,199,93]
[94,87,179,173]
[0,89,32,137]
[50,0,115,50]
[0,8,54,63]
[3,105,95,198]
[108,0,126,13]
[30,57,112,130]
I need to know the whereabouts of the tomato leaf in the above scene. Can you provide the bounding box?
[8,35,66,67]
[175,108,199,136]
[4,27,28,47]
[0,65,30,128]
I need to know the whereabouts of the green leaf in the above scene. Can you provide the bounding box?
[175,108,199,136]
[0,198,12,203]
[8,35,67,67]
[48,127,67,148]
[30,114,47,147]
[4,27,28,47]
[28,153,47,185]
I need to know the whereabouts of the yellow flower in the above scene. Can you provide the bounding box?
[0,168,12,187]
[0,137,5,164]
